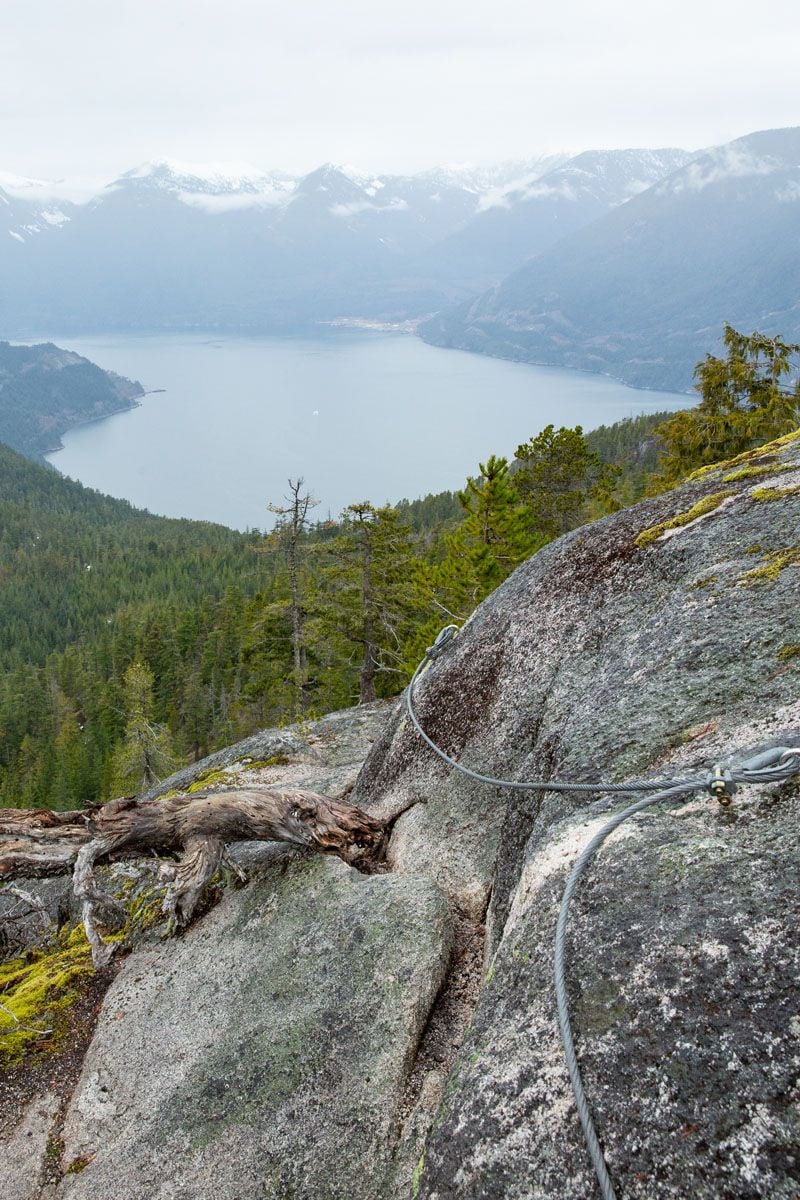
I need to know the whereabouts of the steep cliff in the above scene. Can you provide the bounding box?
[2,432,799,1199]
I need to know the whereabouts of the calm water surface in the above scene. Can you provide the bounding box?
[46,332,687,530]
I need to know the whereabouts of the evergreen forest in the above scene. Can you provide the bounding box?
[1,327,797,811]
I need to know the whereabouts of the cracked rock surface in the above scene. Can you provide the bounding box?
[57,856,452,1200]
[355,434,800,1198]
[4,435,800,1199]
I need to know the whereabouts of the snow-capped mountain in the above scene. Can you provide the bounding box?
[420,127,800,390]
[107,160,297,213]
[6,130,795,385]
[0,183,73,245]
[419,147,695,288]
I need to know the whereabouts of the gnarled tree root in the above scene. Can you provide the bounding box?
[1,789,386,966]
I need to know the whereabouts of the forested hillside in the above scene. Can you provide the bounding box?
[2,326,794,811]
[0,430,621,809]
[0,340,143,459]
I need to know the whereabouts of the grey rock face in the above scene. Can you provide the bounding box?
[418,704,800,1199]
[354,435,800,1198]
[0,1091,60,1200]
[8,437,800,1200]
[57,856,452,1200]
[0,877,72,955]
[142,698,396,803]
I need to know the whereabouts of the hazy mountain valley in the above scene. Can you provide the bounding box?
[4,125,799,390]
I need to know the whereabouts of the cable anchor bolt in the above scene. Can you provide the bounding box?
[708,764,736,806]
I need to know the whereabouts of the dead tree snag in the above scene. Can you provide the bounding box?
[1,789,386,965]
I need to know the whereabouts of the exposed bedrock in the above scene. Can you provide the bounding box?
[4,435,799,1199]
[353,434,800,1198]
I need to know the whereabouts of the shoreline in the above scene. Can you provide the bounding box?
[43,396,143,458]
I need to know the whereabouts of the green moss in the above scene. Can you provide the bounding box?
[687,428,800,480]
[0,924,94,1064]
[44,1133,65,1172]
[64,1156,92,1175]
[777,644,800,663]
[746,543,763,554]
[722,463,793,482]
[126,886,167,930]
[243,754,291,770]
[186,767,233,793]
[635,491,735,549]
[691,576,718,589]
[411,1150,426,1199]
[739,547,800,586]
[750,484,800,502]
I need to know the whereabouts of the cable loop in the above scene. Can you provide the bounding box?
[404,625,800,1199]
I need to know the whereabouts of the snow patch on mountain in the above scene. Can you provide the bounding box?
[330,197,409,218]
[660,146,779,195]
[0,171,111,204]
[177,187,294,213]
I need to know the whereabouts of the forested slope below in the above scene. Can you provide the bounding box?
[0,443,267,807]
[3,321,790,813]
[0,413,651,812]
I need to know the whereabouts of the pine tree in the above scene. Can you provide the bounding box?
[409,457,543,665]
[656,325,800,481]
[513,426,618,539]
[109,661,179,795]
[312,503,418,704]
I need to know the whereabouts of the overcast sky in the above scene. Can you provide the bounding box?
[2,0,798,184]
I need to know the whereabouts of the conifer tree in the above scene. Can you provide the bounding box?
[312,503,418,704]
[409,457,543,664]
[513,426,618,539]
[656,325,800,481]
[109,661,179,795]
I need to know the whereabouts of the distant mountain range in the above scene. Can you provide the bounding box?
[3,127,799,392]
[421,128,800,390]
[0,147,691,336]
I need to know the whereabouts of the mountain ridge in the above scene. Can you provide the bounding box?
[420,126,800,390]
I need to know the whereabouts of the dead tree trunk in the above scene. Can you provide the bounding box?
[267,478,319,718]
[1,789,386,966]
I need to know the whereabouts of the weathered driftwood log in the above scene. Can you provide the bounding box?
[1,789,386,965]
[0,806,95,879]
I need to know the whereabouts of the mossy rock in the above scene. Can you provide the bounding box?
[738,546,800,586]
[241,754,292,770]
[687,428,800,480]
[0,924,94,1064]
[186,768,235,793]
[751,484,800,502]
[721,462,794,482]
[635,490,734,548]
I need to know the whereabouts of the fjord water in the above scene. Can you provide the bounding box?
[46,332,687,530]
